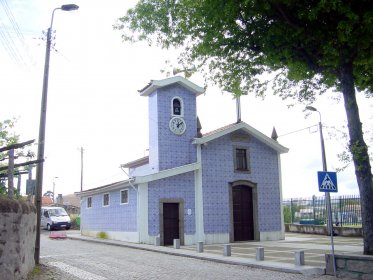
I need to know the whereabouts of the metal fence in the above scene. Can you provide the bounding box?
[283,195,362,227]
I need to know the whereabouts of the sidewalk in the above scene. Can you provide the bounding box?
[66,231,363,276]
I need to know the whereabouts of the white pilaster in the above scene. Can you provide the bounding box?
[278,155,285,239]
[195,144,205,242]
[138,183,150,243]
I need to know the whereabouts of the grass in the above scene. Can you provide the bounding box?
[97,231,108,239]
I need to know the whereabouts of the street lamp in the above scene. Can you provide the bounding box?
[305,106,327,171]
[52,176,59,203]
[34,4,79,265]
[306,105,336,275]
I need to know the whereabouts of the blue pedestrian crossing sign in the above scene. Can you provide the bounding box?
[318,171,338,192]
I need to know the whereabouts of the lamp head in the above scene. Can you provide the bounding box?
[306,106,317,112]
[61,4,79,11]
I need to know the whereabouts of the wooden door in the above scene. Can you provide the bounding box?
[233,185,254,241]
[163,203,179,245]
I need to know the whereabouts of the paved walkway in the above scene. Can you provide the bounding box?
[66,231,363,276]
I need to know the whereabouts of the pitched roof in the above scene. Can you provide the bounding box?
[193,121,289,154]
[62,194,80,207]
[76,179,131,197]
[121,156,149,169]
[42,196,53,206]
[139,76,205,97]
[77,162,201,197]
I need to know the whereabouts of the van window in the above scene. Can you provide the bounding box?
[48,208,68,217]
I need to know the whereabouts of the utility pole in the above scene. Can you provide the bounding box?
[34,4,79,265]
[80,147,84,192]
[7,149,14,198]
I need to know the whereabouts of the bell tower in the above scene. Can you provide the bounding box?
[139,76,205,172]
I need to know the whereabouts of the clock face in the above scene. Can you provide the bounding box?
[169,117,186,135]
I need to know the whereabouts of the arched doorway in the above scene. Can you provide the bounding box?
[230,182,258,241]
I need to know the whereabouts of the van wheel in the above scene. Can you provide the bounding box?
[47,224,52,231]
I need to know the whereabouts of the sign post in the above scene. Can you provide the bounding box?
[318,171,338,276]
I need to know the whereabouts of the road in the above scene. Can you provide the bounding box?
[31,230,334,280]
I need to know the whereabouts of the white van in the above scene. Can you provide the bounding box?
[41,207,71,230]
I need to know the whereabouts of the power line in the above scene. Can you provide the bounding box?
[0,20,22,64]
[0,0,36,66]
[1,0,24,43]
[278,124,318,138]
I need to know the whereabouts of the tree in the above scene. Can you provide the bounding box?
[115,0,373,254]
[0,119,35,197]
[0,119,19,190]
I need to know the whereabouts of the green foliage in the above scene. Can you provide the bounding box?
[0,118,18,147]
[97,231,108,239]
[1,118,35,198]
[0,184,6,196]
[69,214,80,229]
[283,205,292,224]
[117,0,373,253]
[115,0,373,99]
[0,184,22,199]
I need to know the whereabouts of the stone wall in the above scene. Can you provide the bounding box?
[285,223,363,237]
[326,254,373,279]
[0,197,36,280]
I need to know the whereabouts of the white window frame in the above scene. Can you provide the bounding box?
[120,189,129,205]
[87,196,92,208]
[171,96,184,117]
[103,193,110,207]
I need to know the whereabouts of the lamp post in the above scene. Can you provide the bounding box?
[34,4,79,265]
[52,176,59,203]
[306,105,336,275]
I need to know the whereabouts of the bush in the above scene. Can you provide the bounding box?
[97,232,108,239]
[69,214,80,230]
[283,206,292,224]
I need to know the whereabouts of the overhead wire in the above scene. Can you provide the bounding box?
[0,0,36,66]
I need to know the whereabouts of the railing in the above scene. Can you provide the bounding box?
[283,195,362,227]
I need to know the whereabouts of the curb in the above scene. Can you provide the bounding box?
[67,235,325,276]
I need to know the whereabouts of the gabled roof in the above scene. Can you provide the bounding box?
[139,76,205,97]
[76,162,201,197]
[42,196,54,206]
[193,122,289,154]
[76,179,131,197]
[121,156,149,169]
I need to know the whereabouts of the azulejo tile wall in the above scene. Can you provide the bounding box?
[80,186,137,232]
[151,85,197,171]
[201,134,282,234]
[148,172,196,236]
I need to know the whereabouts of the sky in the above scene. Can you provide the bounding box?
[1,0,372,200]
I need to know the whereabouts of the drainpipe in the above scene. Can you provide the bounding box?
[120,166,137,192]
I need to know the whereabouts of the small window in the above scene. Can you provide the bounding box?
[171,97,183,116]
[235,148,249,171]
[173,99,181,115]
[87,197,92,208]
[120,189,129,204]
[103,193,110,207]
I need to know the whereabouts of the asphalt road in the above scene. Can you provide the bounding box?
[28,230,335,280]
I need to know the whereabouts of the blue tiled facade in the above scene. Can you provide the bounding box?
[79,77,286,244]
[149,84,197,172]
[148,172,196,236]
[80,187,137,232]
[201,135,282,234]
